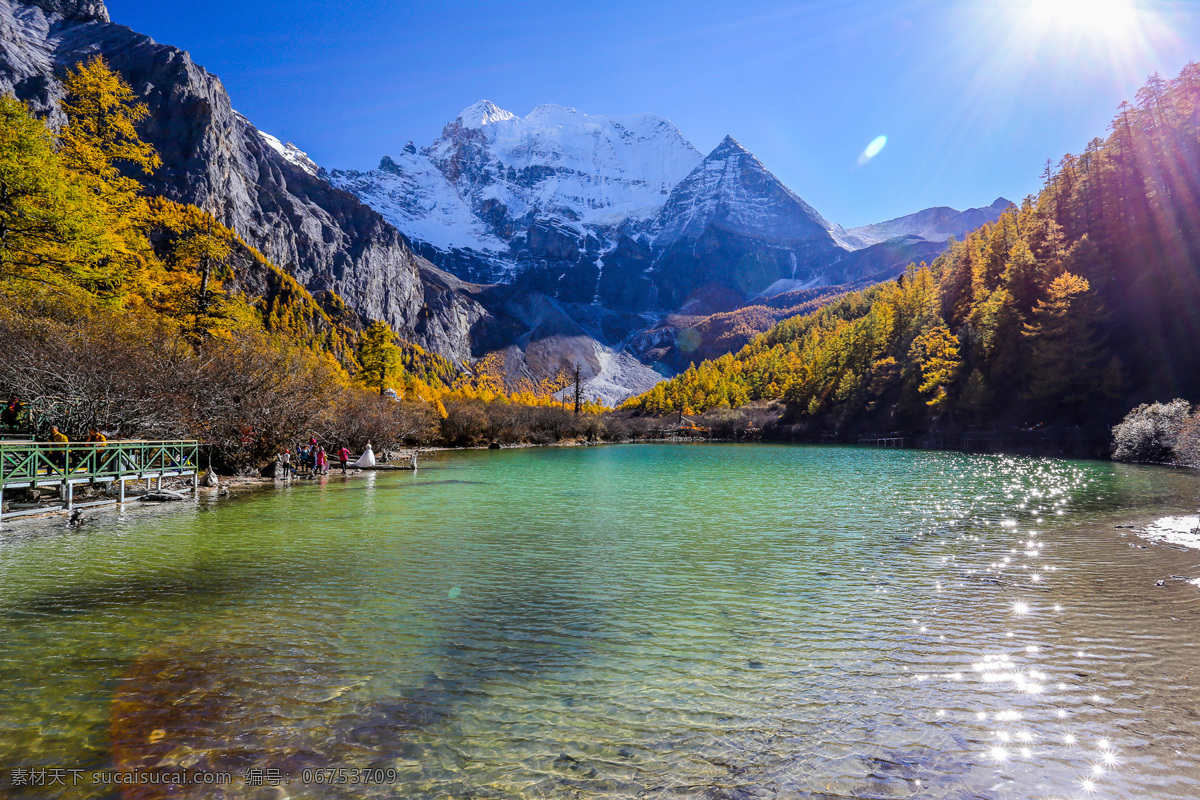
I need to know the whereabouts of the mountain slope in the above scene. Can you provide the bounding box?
[0,4,1015,403]
[0,0,489,363]
[843,198,1014,248]
[624,135,850,312]
[332,99,1014,398]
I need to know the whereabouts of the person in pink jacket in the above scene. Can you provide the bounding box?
[338,446,351,473]
[315,447,329,475]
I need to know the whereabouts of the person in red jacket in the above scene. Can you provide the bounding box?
[338,446,351,474]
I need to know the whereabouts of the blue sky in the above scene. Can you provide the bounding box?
[106,0,1200,227]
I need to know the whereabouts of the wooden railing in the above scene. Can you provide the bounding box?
[0,440,199,519]
[0,440,198,487]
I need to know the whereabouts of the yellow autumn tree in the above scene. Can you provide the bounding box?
[1022,272,1105,408]
[0,96,111,289]
[912,324,962,410]
[57,55,161,297]
[142,198,242,342]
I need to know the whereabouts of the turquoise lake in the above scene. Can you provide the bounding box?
[0,443,1198,798]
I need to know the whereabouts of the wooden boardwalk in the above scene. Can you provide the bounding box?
[0,440,199,520]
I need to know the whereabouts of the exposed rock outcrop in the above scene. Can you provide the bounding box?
[25,0,105,22]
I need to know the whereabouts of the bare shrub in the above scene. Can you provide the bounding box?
[1172,411,1200,468]
[580,414,607,441]
[325,394,439,451]
[0,303,194,437]
[1111,399,1191,463]
[441,398,490,446]
[600,412,662,441]
[482,400,530,443]
[699,407,747,438]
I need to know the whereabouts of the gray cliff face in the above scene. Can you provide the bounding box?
[25,0,105,22]
[0,0,486,364]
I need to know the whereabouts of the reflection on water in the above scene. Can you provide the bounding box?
[0,444,1198,798]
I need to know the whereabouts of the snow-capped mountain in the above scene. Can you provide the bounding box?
[653,136,836,246]
[331,101,702,283]
[0,0,1014,405]
[632,135,851,312]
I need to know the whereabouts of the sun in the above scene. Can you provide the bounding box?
[1024,0,1139,40]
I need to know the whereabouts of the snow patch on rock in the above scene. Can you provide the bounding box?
[756,276,825,298]
[331,100,703,278]
[255,127,319,177]
[333,150,510,255]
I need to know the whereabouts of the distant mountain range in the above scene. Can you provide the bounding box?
[0,0,1011,403]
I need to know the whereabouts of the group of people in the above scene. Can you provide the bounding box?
[45,426,106,444]
[41,425,107,468]
[277,439,374,478]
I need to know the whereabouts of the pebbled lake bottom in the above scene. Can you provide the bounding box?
[1,443,1198,799]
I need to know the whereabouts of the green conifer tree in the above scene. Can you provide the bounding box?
[357,320,401,396]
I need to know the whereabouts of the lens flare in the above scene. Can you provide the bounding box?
[857,135,887,165]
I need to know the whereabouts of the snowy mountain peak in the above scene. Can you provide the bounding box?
[653,134,833,245]
[712,134,748,155]
[525,103,581,121]
[699,136,772,174]
[329,102,707,283]
[455,100,516,129]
